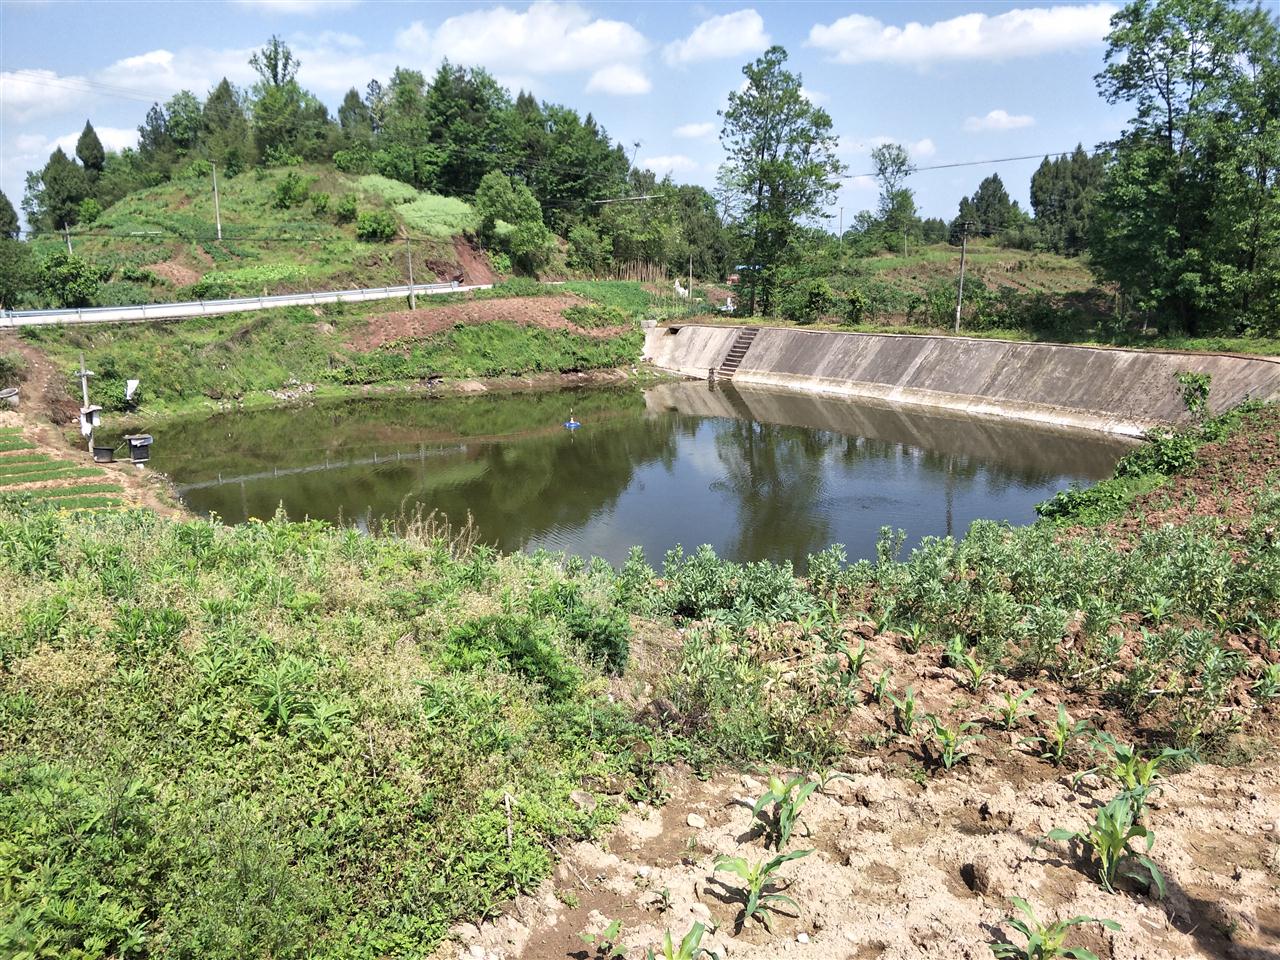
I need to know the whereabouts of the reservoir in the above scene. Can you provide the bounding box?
[143,380,1132,567]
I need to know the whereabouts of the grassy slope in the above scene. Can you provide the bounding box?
[1,404,1277,959]
[18,282,651,419]
[33,167,480,305]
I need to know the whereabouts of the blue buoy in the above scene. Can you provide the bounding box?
[563,409,581,430]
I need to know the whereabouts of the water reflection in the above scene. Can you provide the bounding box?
[139,381,1133,566]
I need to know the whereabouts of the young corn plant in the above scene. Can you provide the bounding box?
[751,774,818,850]
[869,667,893,704]
[1046,792,1165,897]
[992,688,1037,731]
[901,621,928,654]
[647,922,720,960]
[958,648,993,693]
[989,897,1121,960]
[1027,704,1091,767]
[887,686,920,736]
[713,850,810,932]
[928,715,984,770]
[1091,732,1185,815]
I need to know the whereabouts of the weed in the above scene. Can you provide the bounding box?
[713,849,810,931]
[751,774,817,850]
[1252,663,1280,700]
[1046,792,1165,897]
[580,919,626,959]
[869,668,893,704]
[989,896,1121,960]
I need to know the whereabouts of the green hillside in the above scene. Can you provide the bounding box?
[27,167,483,306]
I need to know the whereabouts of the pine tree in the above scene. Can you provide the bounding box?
[34,148,88,230]
[76,121,105,174]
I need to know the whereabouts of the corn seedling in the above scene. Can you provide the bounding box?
[993,688,1037,731]
[841,639,869,677]
[887,686,919,736]
[647,922,720,960]
[751,774,818,850]
[713,849,810,931]
[873,607,896,635]
[989,897,1121,960]
[1252,663,1280,701]
[958,649,993,692]
[1091,732,1184,815]
[1026,704,1091,767]
[928,715,984,770]
[581,919,626,959]
[869,667,893,704]
[902,621,928,653]
[1046,792,1165,897]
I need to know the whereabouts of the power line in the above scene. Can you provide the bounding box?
[843,151,1075,180]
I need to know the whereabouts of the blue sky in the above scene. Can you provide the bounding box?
[0,0,1131,227]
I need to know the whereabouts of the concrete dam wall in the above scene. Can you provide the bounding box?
[644,324,1280,436]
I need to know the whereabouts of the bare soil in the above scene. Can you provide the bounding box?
[454,237,498,286]
[345,295,633,351]
[142,259,203,287]
[448,756,1280,960]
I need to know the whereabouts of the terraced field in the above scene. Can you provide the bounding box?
[0,426,124,511]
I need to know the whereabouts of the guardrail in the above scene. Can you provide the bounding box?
[0,281,494,328]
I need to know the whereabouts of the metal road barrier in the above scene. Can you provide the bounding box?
[0,281,495,329]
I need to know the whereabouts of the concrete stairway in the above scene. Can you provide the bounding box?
[716,327,759,379]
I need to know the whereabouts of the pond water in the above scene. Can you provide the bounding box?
[139,381,1132,568]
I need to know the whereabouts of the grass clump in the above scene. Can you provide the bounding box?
[398,194,479,238]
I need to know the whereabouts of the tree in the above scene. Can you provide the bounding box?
[423,62,510,195]
[474,170,553,271]
[250,35,301,88]
[38,251,99,307]
[969,173,1015,236]
[0,190,19,240]
[0,240,36,308]
[1030,145,1105,255]
[164,91,204,151]
[1091,0,1280,335]
[202,78,254,173]
[75,121,105,175]
[338,87,373,143]
[28,148,88,231]
[717,46,845,315]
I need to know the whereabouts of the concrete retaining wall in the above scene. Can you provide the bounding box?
[645,324,1280,436]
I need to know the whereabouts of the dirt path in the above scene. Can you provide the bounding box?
[0,333,186,516]
[450,757,1280,960]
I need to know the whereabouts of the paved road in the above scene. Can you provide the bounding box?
[0,281,494,329]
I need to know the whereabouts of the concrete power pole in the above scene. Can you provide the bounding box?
[954,221,972,334]
[405,236,417,310]
[211,160,223,241]
[64,226,73,255]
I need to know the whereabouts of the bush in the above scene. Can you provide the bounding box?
[777,277,834,324]
[443,614,581,698]
[334,194,358,224]
[0,351,27,388]
[38,252,100,308]
[309,192,330,216]
[272,172,310,210]
[355,210,397,242]
[77,197,103,225]
[561,304,631,329]
[332,147,372,174]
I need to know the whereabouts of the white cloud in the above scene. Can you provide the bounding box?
[47,126,139,155]
[0,69,96,122]
[674,121,716,139]
[232,0,361,14]
[963,109,1035,131]
[664,9,770,65]
[640,154,699,176]
[799,86,827,105]
[586,64,651,96]
[808,4,1117,65]
[910,137,937,158]
[395,20,430,52]
[432,2,649,74]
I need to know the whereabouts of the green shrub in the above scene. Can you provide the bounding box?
[444,614,582,697]
[77,197,103,224]
[272,172,311,210]
[310,192,330,216]
[0,351,26,388]
[777,277,834,324]
[334,194,358,224]
[355,210,398,242]
[562,304,632,329]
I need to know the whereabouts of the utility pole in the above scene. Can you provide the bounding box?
[405,236,417,310]
[954,220,972,334]
[64,226,73,255]
[211,160,223,242]
[838,206,844,254]
[687,252,693,305]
